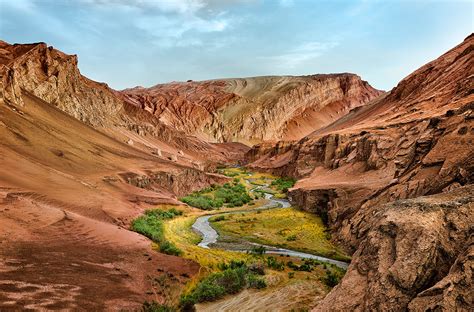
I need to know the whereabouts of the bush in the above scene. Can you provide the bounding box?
[218,259,246,271]
[218,267,247,294]
[179,295,196,311]
[266,256,285,271]
[159,240,182,256]
[180,181,252,210]
[180,195,222,210]
[212,215,226,222]
[181,261,267,308]
[287,261,312,272]
[286,234,297,241]
[247,274,267,289]
[322,269,340,287]
[271,177,296,193]
[131,208,182,256]
[250,245,266,255]
[248,262,265,275]
[141,301,175,312]
[192,279,226,302]
[288,272,295,279]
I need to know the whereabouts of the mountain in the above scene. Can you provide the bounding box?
[121,74,383,144]
[0,40,242,309]
[246,34,474,311]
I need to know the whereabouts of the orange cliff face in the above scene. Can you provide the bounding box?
[121,74,383,145]
[246,34,474,311]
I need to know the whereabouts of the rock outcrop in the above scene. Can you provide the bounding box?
[315,186,473,311]
[247,34,474,311]
[122,74,383,144]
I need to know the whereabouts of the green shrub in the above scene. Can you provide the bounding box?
[218,267,247,294]
[141,301,175,312]
[286,234,297,241]
[247,274,267,289]
[266,256,285,271]
[192,279,226,302]
[218,259,246,270]
[250,245,266,255]
[288,272,295,279]
[181,261,267,308]
[270,177,296,193]
[179,295,196,311]
[322,269,341,287]
[287,261,313,272]
[159,240,182,256]
[131,208,182,256]
[180,181,252,210]
[212,215,226,222]
[132,215,164,243]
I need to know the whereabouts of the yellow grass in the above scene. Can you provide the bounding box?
[211,207,351,262]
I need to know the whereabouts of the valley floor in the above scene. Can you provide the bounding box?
[140,168,349,311]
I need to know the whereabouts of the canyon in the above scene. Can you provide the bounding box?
[247,34,474,311]
[0,33,472,311]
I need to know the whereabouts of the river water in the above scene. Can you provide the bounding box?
[191,182,349,269]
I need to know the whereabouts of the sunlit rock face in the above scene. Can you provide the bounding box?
[121,73,383,144]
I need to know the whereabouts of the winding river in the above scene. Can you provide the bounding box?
[192,183,349,269]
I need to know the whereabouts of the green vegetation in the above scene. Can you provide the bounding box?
[141,301,175,312]
[131,208,183,256]
[211,207,351,262]
[180,181,252,210]
[266,256,285,271]
[211,215,226,222]
[180,260,267,309]
[217,167,250,177]
[321,268,343,288]
[250,245,266,255]
[285,258,345,288]
[270,177,296,193]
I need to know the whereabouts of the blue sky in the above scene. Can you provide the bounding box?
[1,0,472,90]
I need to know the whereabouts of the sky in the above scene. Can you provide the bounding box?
[0,0,472,91]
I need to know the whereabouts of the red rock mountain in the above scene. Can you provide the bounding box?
[0,40,242,309]
[246,34,474,311]
[121,74,383,144]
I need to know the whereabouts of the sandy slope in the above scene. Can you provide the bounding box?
[0,91,221,309]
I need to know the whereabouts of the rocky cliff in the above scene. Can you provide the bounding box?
[122,74,383,144]
[0,40,247,165]
[246,34,474,311]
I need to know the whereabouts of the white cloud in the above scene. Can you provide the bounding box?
[78,0,232,48]
[80,0,206,14]
[261,40,339,68]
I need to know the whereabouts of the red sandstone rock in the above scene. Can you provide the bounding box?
[247,34,474,311]
[121,74,383,144]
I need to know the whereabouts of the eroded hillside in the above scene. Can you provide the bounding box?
[122,74,383,144]
[246,34,474,311]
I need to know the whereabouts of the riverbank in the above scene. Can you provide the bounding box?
[150,168,350,310]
